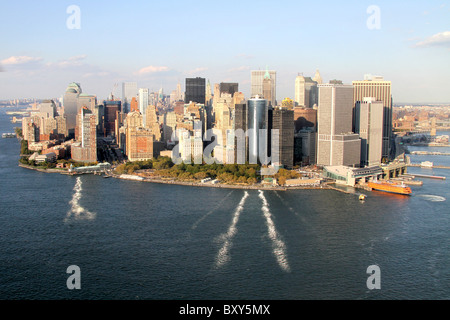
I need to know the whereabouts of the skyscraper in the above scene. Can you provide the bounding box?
[103,100,121,137]
[313,69,323,84]
[122,82,138,113]
[251,68,276,106]
[138,88,149,123]
[247,96,269,164]
[352,76,393,160]
[63,82,82,136]
[317,84,360,167]
[185,77,206,104]
[71,107,97,163]
[354,97,384,166]
[271,107,294,168]
[294,75,318,108]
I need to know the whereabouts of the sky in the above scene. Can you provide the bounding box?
[0,0,449,103]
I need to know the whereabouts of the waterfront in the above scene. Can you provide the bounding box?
[0,108,449,300]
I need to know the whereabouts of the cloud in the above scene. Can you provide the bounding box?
[46,55,88,68]
[185,67,208,75]
[228,66,250,73]
[415,31,450,48]
[136,65,170,75]
[1,55,43,65]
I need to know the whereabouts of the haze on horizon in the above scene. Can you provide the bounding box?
[0,0,449,104]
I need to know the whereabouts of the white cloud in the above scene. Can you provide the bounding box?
[185,67,208,75]
[415,31,450,47]
[46,55,88,68]
[1,55,43,65]
[136,65,170,75]
[228,66,250,73]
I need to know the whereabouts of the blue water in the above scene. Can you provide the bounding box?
[0,107,449,300]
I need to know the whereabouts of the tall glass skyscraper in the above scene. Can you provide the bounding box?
[247,96,268,164]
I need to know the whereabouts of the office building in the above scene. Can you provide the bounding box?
[185,77,206,104]
[271,107,294,168]
[219,83,239,97]
[251,69,276,106]
[122,82,138,113]
[71,107,97,163]
[294,106,317,132]
[295,75,318,108]
[247,96,269,164]
[138,88,149,122]
[103,100,121,137]
[355,97,384,166]
[352,75,392,159]
[39,100,57,118]
[63,82,82,136]
[317,84,360,167]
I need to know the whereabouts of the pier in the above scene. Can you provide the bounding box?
[403,173,446,180]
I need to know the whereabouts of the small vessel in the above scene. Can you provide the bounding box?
[2,133,16,138]
[367,180,412,195]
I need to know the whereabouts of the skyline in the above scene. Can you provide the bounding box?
[1,0,450,103]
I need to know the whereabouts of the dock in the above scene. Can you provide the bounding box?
[403,173,446,180]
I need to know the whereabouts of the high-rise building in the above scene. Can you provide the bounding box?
[138,88,149,122]
[130,97,139,112]
[251,68,276,106]
[39,100,57,118]
[354,97,384,166]
[352,76,393,160]
[126,127,155,162]
[185,77,206,104]
[71,107,97,163]
[271,107,294,168]
[122,82,138,113]
[294,107,317,132]
[219,82,239,97]
[294,75,318,108]
[78,94,97,112]
[313,69,323,84]
[205,79,212,106]
[63,82,82,136]
[103,100,121,137]
[247,96,269,164]
[317,84,360,167]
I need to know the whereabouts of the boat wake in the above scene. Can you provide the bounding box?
[192,190,234,230]
[417,195,446,202]
[214,191,249,269]
[259,190,291,273]
[64,177,96,222]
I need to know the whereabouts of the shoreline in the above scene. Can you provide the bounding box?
[17,162,335,192]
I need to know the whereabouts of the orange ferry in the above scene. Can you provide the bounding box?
[367,181,412,195]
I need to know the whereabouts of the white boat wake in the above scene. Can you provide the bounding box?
[64,177,96,222]
[417,195,446,202]
[214,191,249,269]
[259,190,291,273]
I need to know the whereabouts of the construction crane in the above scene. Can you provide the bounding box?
[110,83,119,101]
